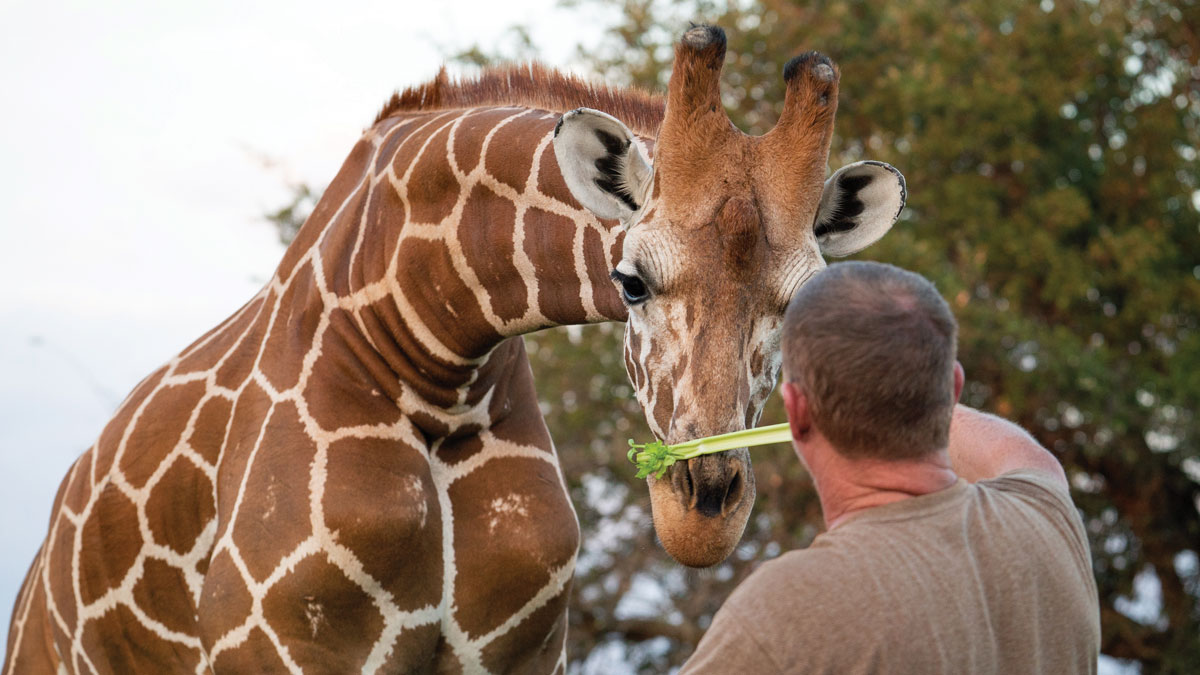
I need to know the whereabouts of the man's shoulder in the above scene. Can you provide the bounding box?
[982,467,1073,498]
[743,540,856,582]
[978,468,1084,528]
[686,546,879,674]
[726,539,875,614]
[737,549,826,590]
[976,468,1095,575]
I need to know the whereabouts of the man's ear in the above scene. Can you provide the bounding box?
[813,160,906,257]
[553,108,652,222]
[781,381,811,442]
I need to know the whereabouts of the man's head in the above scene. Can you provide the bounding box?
[782,261,959,460]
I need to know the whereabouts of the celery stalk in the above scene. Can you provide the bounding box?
[626,422,793,479]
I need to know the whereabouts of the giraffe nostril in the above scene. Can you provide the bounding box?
[674,461,696,506]
[684,454,748,518]
[722,469,744,516]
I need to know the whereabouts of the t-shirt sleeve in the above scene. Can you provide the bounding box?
[983,469,1093,576]
[985,468,1077,521]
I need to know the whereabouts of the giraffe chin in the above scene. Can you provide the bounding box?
[646,455,756,568]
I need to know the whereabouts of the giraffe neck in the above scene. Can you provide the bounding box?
[276,106,631,438]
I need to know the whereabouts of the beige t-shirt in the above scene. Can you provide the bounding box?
[681,470,1100,674]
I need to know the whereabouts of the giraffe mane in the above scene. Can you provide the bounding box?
[373,63,666,136]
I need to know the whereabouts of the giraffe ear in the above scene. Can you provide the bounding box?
[553,108,652,222]
[813,161,907,257]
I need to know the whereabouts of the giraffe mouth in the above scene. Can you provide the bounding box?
[647,449,755,568]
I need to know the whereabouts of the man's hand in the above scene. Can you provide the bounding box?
[947,405,1069,490]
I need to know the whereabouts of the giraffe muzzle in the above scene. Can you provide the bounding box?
[648,447,755,568]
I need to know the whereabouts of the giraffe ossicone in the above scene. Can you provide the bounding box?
[5,25,905,674]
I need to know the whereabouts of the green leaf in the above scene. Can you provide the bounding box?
[627,423,793,478]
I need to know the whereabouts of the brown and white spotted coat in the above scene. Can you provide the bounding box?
[4,25,906,674]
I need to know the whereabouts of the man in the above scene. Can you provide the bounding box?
[682,261,1100,674]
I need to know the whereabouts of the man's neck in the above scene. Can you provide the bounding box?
[807,447,959,530]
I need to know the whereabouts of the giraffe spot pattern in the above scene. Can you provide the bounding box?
[374,116,414,175]
[352,301,460,407]
[582,226,615,302]
[449,457,579,639]
[91,366,167,480]
[479,589,570,674]
[276,138,374,283]
[485,110,544,193]
[378,622,442,674]
[208,626,289,673]
[522,207,588,325]
[79,603,206,673]
[435,433,487,468]
[212,307,272,391]
[4,561,55,674]
[175,297,267,376]
[47,519,78,629]
[394,236,503,358]
[131,558,201,636]
[144,455,216,556]
[320,184,370,299]
[535,144,578,211]
[212,382,274,526]
[356,177,406,295]
[197,549,254,646]
[406,123,461,225]
[261,553,387,671]
[454,109,518,175]
[61,450,94,515]
[189,395,234,468]
[322,437,443,611]
[459,183,528,323]
[120,381,207,489]
[304,316,407,431]
[78,484,143,606]
[228,403,317,583]
[5,104,627,674]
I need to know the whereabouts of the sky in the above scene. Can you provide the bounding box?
[0,0,610,658]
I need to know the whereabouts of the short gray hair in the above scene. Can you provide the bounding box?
[782,261,958,459]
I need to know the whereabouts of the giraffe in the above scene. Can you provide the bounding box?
[4,25,906,674]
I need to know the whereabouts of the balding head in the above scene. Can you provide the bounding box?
[782,261,958,460]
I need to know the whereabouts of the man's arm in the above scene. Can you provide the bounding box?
[947,405,1068,489]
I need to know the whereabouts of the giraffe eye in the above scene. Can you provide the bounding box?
[611,270,649,305]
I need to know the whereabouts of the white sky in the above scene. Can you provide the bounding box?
[0,0,610,651]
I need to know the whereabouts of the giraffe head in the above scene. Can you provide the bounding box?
[554,26,906,567]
